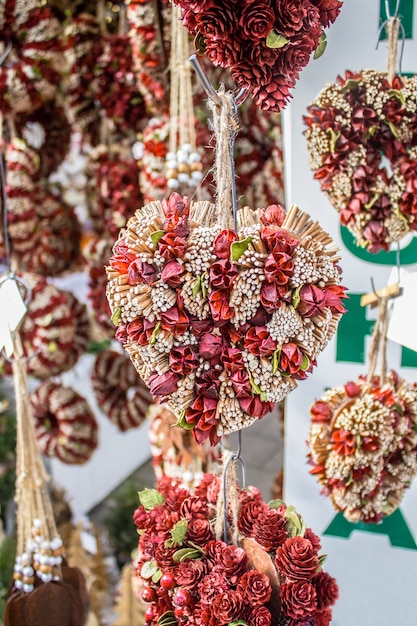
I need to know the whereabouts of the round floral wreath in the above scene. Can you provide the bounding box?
[31,380,98,465]
[307,371,417,523]
[173,0,343,111]
[304,70,417,253]
[107,193,346,444]
[134,474,339,626]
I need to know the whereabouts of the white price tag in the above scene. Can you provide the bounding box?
[387,268,417,353]
[0,276,28,357]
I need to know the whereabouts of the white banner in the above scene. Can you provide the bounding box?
[284,1,417,625]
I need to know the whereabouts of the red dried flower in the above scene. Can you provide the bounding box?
[261,203,286,226]
[212,589,244,622]
[252,508,289,551]
[248,606,272,626]
[160,306,189,334]
[275,536,319,582]
[264,251,294,285]
[176,559,208,590]
[244,326,277,357]
[148,371,180,397]
[240,3,275,41]
[236,570,272,606]
[310,400,331,422]
[331,429,356,455]
[213,229,239,259]
[312,571,339,610]
[158,233,188,260]
[128,259,157,286]
[208,289,235,322]
[215,545,249,585]
[210,259,239,289]
[280,581,318,619]
[279,343,304,375]
[160,260,184,287]
[169,345,199,375]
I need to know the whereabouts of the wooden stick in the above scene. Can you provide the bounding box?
[360,282,401,308]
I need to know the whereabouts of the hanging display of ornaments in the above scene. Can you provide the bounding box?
[0,0,62,116]
[91,349,152,432]
[134,473,339,626]
[107,193,347,444]
[172,0,343,111]
[31,380,99,465]
[0,274,89,379]
[86,238,115,335]
[307,370,417,523]
[304,70,417,253]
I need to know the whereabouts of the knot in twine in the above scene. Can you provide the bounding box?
[214,449,241,545]
[207,90,239,231]
[367,294,389,385]
[386,16,400,82]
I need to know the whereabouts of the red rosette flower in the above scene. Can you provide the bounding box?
[305,69,417,252]
[307,371,417,522]
[107,194,346,440]
[134,475,338,626]
[275,536,320,582]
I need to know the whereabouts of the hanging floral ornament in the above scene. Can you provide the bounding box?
[304,16,417,253]
[126,0,171,109]
[307,296,417,523]
[149,404,219,488]
[63,12,104,135]
[0,0,62,116]
[1,274,90,379]
[91,349,152,432]
[16,100,72,179]
[5,334,87,626]
[31,381,99,465]
[107,88,346,444]
[172,0,343,111]
[134,472,339,626]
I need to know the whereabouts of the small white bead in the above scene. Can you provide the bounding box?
[167,178,180,189]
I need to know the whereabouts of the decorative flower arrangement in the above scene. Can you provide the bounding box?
[304,70,417,253]
[307,371,417,523]
[149,405,219,488]
[86,146,143,239]
[173,0,343,111]
[31,381,99,465]
[134,474,339,626]
[0,0,62,116]
[92,349,153,432]
[1,274,89,379]
[107,193,347,444]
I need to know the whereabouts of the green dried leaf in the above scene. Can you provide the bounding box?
[364,194,379,210]
[266,30,289,49]
[272,348,281,375]
[249,373,262,396]
[387,120,399,138]
[150,321,161,345]
[391,401,404,416]
[364,125,379,140]
[327,128,341,152]
[201,276,207,298]
[387,88,406,106]
[141,560,159,579]
[345,470,353,486]
[300,354,310,372]
[158,611,177,626]
[268,499,285,510]
[285,505,302,537]
[173,547,203,562]
[342,79,359,92]
[152,569,163,584]
[175,410,194,431]
[111,306,122,326]
[138,488,165,511]
[317,553,327,572]
[170,520,188,546]
[313,32,327,60]
[355,433,361,449]
[87,339,112,354]
[229,622,249,626]
[194,32,206,55]
[230,236,253,262]
[151,230,165,246]
[47,341,58,353]
[192,275,202,298]
[292,285,302,309]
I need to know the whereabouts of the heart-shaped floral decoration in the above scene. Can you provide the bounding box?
[307,371,417,523]
[107,193,346,444]
[304,70,417,253]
